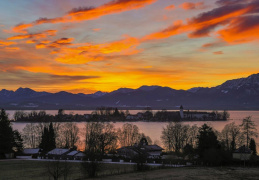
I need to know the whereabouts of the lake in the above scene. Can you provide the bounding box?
[8,110,259,149]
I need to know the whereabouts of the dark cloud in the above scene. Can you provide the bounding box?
[216,0,253,5]
[8,30,57,40]
[68,6,94,14]
[143,0,259,44]
[189,23,224,38]
[48,38,74,48]
[0,70,100,86]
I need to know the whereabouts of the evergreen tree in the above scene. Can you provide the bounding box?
[113,108,120,117]
[48,122,56,150]
[249,138,257,155]
[39,127,49,152]
[13,130,23,153]
[0,109,23,158]
[0,109,15,155]
[197,124,219,158]
[39,123,56,152]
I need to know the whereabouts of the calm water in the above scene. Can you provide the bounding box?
[9,110,259,148]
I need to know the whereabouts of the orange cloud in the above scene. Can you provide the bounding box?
[141,20,190,41]
[12,0,156,32]
[36,43,47,49]
[0,40,17,46]
[12,23,33,33]
[67,0,156,21]
[26,39,37,44]
[218,16,259,44]
[8,30,57,40]
[93,28,101,32]
[142,0,259,44]
[165,4,175,10]
[4,47,20,51]
[48,38,74,48]
[213,51,223,55]
[180,2,205,10]
[36,38,74,49]
[55,35,141,64]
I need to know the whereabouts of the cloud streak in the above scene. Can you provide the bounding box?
[12,0,156,33]
[0,40,17,46]
[7,30,57,40]
[179,2,205,10]
[54,35,141,64]
[142,0,259,45]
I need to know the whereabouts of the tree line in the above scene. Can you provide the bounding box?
[161,116,258,165]
[1,106,258,167]
[21,122,153,157]
[13,108,229,122]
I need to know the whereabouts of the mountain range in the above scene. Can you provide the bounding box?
[1,73,259,110]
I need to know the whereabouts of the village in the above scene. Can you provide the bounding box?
[16,138,255,164]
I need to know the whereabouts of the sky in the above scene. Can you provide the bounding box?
[0,0,259,94]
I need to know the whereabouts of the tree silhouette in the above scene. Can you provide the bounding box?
[0,109,23,158]
[240,116,258,148]
[0,109,15,156]
[197,124,219,158]
[249,138,257,155]
[39,123,56,152]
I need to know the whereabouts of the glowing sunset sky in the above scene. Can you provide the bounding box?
[1,0,259,93]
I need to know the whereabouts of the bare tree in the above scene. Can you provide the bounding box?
[99,123,117,155]
[240,116,258,147]
[46,160,72,180]
[161,124,173,151]
[22,123,46,148]
[85,122,117,156]
[117,123,141,147]
[14,110,26,121]
[161,122,190,152]
[220,122,241,151]
[187,124,199,148]
[57,123,79,149]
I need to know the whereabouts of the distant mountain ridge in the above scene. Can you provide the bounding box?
[1,73,259,110]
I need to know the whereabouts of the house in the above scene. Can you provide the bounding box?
[117,138,164,159]
[136,112,144,119]
[46,148,70,160]
[233,146,252,160]
[74,152,86,160]
[20,148,41,159]
[66,150,86,160]
[180,105,215,120]
[84,114,92,120]
[126,115,138,120]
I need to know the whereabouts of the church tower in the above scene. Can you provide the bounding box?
[180,105,184,119]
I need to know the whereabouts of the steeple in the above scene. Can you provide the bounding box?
[180,105,184,119]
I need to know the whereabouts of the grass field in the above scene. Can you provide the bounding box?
[1,160,259,180]
[0,159,134,180]
[95,166,259,180]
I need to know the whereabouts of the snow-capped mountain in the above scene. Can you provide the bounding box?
[0,73,259,110]
[217,73,259,90]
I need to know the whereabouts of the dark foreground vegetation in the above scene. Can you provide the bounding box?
[1,108,259,179]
